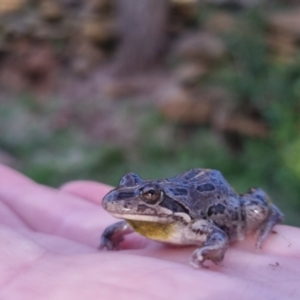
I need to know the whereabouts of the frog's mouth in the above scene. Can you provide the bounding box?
[111,212,172,223]
[107,203,174,222]
[111,211,191,224]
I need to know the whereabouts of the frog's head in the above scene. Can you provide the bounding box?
[102,172,191,223]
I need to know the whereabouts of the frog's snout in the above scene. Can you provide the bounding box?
[102,190,118,211]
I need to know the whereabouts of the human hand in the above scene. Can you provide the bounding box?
[0,164,299,299]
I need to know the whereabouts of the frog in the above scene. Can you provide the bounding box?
[99,168,283,268]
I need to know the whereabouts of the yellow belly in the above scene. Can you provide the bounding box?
[126,220,179,243]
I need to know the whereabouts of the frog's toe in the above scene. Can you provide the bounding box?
[99,237,112,250]
[255,239,263,251]
[190,251,203,269]
[99,236,122,251]
[190,249,208,268]
[190,248,225,268]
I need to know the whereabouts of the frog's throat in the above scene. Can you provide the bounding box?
[126,220,184,243]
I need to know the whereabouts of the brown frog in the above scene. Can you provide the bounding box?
[100,168,283,268]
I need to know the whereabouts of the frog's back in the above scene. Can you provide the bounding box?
[166,168,245,240]
[168,168,235,194]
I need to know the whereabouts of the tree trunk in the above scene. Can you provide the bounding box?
[114,0,169,76]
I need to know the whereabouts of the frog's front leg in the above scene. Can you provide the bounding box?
[99,220,134,250]
[187,220,229,268]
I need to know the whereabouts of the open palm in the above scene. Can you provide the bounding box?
[0,164,299,300]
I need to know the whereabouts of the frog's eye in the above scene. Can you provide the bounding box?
[141,186,164,205]
[119,173,142,187]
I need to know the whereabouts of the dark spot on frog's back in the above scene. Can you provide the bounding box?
[207,203,226,216]
[174,188,188,195]
[196,184,215,193]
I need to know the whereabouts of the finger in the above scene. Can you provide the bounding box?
[0,202,27,228]
[0,164,34,187]
[0,167,115,246]
[60,180,112,204]
[0,164,37,228]
[2,225,95,255]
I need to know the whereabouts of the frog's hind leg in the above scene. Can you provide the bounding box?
[255,204,284,249]
[241,188,284,249]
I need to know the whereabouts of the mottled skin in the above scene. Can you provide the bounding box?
[100,169,283,268]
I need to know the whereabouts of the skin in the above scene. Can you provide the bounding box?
[0,164,299,300]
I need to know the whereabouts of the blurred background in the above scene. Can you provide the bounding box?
[0,0,299,225]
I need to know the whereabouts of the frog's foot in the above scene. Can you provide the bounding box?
[189,229,229,268]
[99,220,133,251]
[99,235,123,250]
[190,246,226,268]
[255,204,284,250]
[185,220,229,268]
